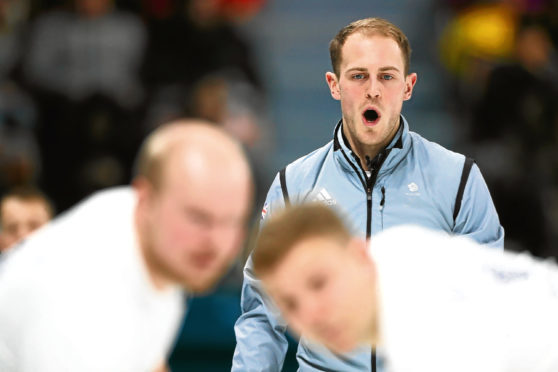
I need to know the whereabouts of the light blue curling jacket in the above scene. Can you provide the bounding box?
[232,117,504,372]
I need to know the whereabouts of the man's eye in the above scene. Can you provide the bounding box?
[382,74,393,80]
[353,73,365,80]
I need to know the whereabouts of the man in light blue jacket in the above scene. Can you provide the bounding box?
[232,17,504,372]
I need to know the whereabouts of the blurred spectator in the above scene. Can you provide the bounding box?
[438,1,558,259]
[0,0,29,77]
[0,185,53,252]
[142,0,273,211]
[0,0,41,194]
[142,0,262,90]
[22,0,147,212]
[439,1,518,110]
[438,0,558,114]
[24,0,146,108]
[141,0,264,127]
[0,98,40,192]
[186,73,270,153]
[469,17,558,258]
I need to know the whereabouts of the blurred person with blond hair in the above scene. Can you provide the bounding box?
[254,203,558,372]
[0,119,253,371]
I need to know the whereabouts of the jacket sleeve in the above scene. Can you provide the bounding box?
[232,174,290,371]
[453,163,505,249]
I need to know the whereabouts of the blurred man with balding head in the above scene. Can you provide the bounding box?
[0,119,253,371]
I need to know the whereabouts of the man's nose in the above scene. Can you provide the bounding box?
[366,79,381,99]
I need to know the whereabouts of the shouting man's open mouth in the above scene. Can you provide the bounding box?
[363,108,380,125]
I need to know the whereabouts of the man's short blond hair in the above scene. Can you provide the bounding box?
[329,17,412,76]
[253,203,351,277]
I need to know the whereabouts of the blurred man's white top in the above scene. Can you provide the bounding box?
[372,225,558,372]
[0,187,185,372]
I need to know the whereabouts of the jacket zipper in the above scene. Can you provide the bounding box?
[337,138,388,372]
[364,151,385,238]
[366,186,372,238]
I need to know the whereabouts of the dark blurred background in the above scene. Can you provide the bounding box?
[0,0,557,370]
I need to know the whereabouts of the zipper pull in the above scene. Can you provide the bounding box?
[379,186,385,211]
[367,187,372,201]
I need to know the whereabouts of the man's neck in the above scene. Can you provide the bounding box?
[341,118,402,171]
[354,144,382,172]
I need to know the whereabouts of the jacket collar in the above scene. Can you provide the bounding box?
[333,115,410,177]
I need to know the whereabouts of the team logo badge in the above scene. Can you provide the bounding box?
[314,188,336,206]
[407,182,419,192]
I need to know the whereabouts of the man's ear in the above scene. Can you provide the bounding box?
[325,72,341,101]
[132,176,154,211]
[0,233,6,252]
[403,72,417,101]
